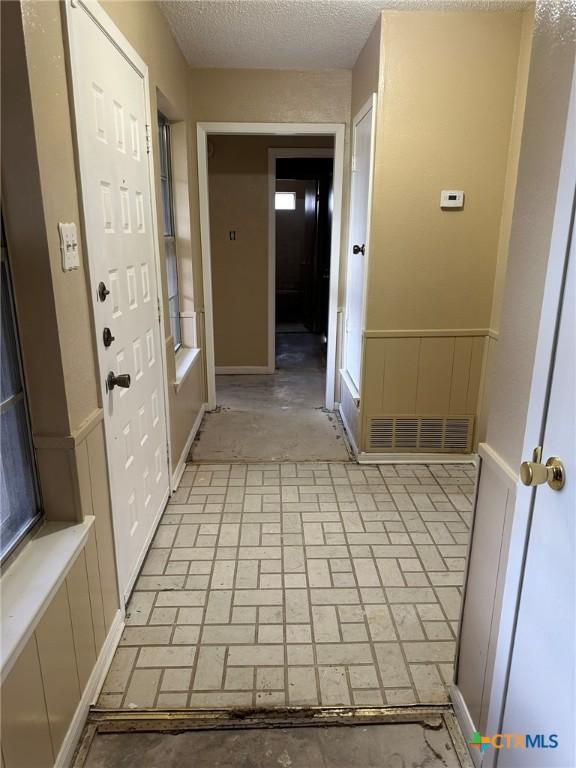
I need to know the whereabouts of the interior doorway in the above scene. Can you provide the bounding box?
[194,128,347,462]
[273,150,334,411]
[197,123,345,413]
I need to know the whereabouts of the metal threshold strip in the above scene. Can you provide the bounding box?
[73,704,474,768]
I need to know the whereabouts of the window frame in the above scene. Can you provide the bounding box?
[1,226,43,565]
[158,112,183,352]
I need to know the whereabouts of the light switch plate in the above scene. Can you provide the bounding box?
[440,190,465,209]
[58,222,80,271]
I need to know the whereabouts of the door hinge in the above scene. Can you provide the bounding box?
[352,155,356,172]
[145,124,151,155]
[157,296,162,322]
[166,443,170,466]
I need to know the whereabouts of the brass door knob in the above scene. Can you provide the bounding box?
[520,456,565,491]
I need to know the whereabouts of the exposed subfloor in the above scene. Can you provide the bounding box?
[81,718,468,768]
[190,332,350,462]
[98,461,476,710]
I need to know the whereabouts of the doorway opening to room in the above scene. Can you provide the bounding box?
[194,125,348,462]
[273,151,334,415]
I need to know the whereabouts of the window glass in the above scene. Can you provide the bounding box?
[158,114,182,351]
[1,232,41,561]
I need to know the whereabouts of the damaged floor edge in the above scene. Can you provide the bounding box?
[74,705,474,768]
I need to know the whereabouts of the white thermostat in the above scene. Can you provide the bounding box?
[58,222,80,271]
[440,190,465,209]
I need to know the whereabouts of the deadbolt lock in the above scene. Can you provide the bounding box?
[103,327,115,347]
[98,281,110,302]
[520,452,565,491]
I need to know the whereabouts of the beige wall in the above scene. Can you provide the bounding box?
[359,10,528,453]
[351,16,382,118]
[208,136,333,368]
[189,68,352,315]
[457,2,574,734]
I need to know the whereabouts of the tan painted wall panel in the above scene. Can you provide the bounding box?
[449,337,473,414]
[35,583,81,756]
[415,337,454,414]
[466,336,487,416]
[362,333,485,451]
[380,338,420,414]
[86,424,119,631]
[1,636,54,768]
[169,354,205,466]
[84,527,106,653]
[66,551,97,691]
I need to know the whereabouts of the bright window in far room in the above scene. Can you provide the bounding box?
[275,191,296,211]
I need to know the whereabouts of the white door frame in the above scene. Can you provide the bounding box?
[197,122,346,411]
[268,147,335,375]
[341,94,377,399]
[64,0,172,601]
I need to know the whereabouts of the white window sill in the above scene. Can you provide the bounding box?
[1,516,95,684]
[174,347,201,394]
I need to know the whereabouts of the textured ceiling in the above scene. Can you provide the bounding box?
[158,0,529,70]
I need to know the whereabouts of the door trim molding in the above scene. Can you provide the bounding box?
[197,122,346,411]
[64,0,172,604]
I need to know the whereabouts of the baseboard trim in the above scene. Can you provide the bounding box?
[171,404,206,489]
[337,401,359,458]
[357,452,478,465]
[55,609,124,768]
[450,685,481,768]
[215,366,275,375]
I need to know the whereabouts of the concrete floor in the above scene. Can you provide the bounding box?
[189,333,350,463]
[82,720,468,767]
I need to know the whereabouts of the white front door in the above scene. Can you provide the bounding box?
[344,95,376,393]
[498,212,574,766]
[67,1,170,600]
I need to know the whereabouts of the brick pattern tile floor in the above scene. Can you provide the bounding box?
[98,462,476,709]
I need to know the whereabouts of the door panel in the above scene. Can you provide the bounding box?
[499,232,574,766]
[345,98,375,392]
[67,2,170,600]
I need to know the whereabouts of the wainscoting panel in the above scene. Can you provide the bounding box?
[361,333,488,452]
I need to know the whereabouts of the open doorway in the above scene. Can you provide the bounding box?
[273,151,334,410]
[193,127,348,461]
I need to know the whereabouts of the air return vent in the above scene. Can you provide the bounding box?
[367,415,474,453]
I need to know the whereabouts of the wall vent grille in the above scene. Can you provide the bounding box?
[367,415,474,452]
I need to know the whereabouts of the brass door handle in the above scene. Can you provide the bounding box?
[520,455,565,491]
